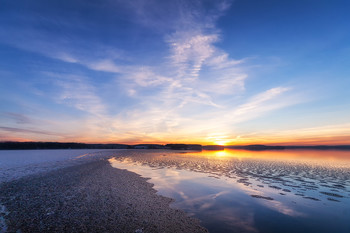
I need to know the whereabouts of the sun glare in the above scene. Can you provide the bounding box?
[214,141,226,146]
[213,150,229,157]
[207,133,230,146]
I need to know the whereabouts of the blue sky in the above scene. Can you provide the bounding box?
[1,0,349,145]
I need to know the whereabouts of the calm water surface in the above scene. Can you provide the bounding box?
[109,149,350,233]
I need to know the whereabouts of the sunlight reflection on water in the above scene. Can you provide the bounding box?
[109,149,350,233]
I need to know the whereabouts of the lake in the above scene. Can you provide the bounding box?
[109,149,350,233]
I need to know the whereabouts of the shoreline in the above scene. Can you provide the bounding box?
[0,159,208,232]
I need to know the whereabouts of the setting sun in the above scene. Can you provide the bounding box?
[206,133,231,146]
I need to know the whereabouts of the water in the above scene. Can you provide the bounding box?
[109,149,350,233]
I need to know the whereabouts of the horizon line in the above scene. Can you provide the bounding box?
[1,141,350,147]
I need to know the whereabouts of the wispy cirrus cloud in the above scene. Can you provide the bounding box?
[232,123,350,145]
[272,123,350,140]
[229,87,291,118]
[0,0,310,144]
[51,1,299,143]
[104,86,297,144]
[0,0,243,109]
[0,126,59,136]
[45,73,107,117]
[168,33,218,78]
[1,112,33,124]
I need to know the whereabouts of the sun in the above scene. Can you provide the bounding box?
[206,133,231,146]
[214,140,226,146]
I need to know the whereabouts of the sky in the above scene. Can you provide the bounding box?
[0,0,350,145]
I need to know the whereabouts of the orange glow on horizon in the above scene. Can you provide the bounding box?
[199,148,350,164]
[1,132,350,146]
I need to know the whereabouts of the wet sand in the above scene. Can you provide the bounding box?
[0,159,208,233]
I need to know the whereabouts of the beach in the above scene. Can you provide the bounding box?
[0,155,208,232]
[1,149,349,233]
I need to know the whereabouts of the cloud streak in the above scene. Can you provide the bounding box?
[1,112,33,124]
[47,73,107,116]
[0,0,320,144]
[0,126,59,136]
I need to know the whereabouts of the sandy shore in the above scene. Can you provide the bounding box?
[0,159,208,233]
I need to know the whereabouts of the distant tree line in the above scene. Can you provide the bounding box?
[2,142,348,150]
[0,142,129,150]
[165,144,202,150]
[0,142,205,150]
[227,144,350,150]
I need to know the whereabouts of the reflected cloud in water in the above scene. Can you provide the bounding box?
[109,149,350,233]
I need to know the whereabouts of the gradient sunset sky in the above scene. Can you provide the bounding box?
[1,0,349,145]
